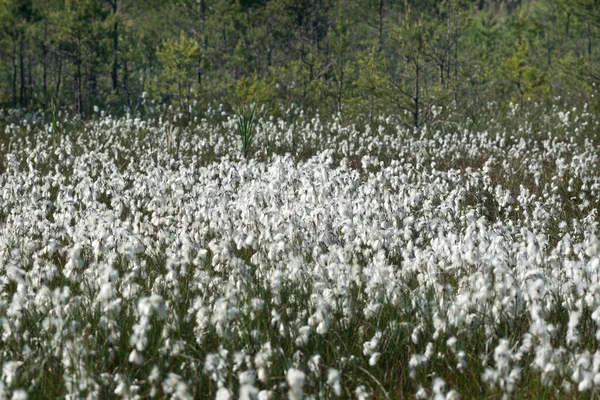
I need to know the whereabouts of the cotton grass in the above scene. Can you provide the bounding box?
[0,105,600,398]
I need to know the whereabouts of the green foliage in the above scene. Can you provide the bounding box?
[558,52,600,111]
[355,45,389,119]
[501,38,550,111]
[330,10,352,113]
[382,9,455,129]
[0,0,599,120]
[156,31,200,105]
[232,73,278,116]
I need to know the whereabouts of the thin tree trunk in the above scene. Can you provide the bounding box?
[311,0,320,50]
[454,37,458,80]
[378,0,384,51]
[76,42,83,114]
[586,17,592,57]
[337,77,343,113]
[267,35,272,67]
[42,47,47,96]
[42,20,48,96]
[446,39,451,83]
[337,54,344,113]
[124,58,130,106]
[545,29,551,67]
[255,44,260,75]
[147,49,153,92]
[311,0,316,46]
[111,0,119,92]
[112,20,119,92]
[19,33,26,107]
[414,61,419,129]
[369,92,374,123]
[197,53,203,87]
[55,56,62,99]
[446,10,451,86]
[197,0,207,86]
[28,43,33,102]
[89,62,97,113]
[76,63,83,114]
[11,36,17,107]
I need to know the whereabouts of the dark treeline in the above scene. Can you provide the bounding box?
[1,0,599,126]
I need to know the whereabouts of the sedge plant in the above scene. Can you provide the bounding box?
[237,103,257,159]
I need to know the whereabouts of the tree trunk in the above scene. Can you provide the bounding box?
[446,10,452,86]
[337,78,343,113]
[197,0,207,86]
[454,37,458,80]
[267,36,272,67]
[89,60,97,113]
[11,36,17,107]
[378,0,384,51]
[111,1,119,92]
[413,61,420,129]
[112,20,119,92]
[197,53,203,87]
[19,33,26,107]
[311,0,321,51]
[76,62,83,114]
[124,58,130,106]
[55,56,62,99]
[337,55,344,113]
[76,41,83,114]
[545,29,551,67]
[586,17,592,57]
[369,92,374,123]
[28,43,33,102]
[42,20,48,96]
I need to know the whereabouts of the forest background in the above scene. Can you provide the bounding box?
[0,0,599,128]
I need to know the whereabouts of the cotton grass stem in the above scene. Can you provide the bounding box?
[357,366,392,400]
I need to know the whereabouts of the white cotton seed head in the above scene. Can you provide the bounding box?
[433,377,446,393]
[569,310,582,330]
[149,365,160,383]
[354,385,370,400]
[369,352,381,366]
[10,390,27,400]
[2,361,23,386]
[446,337,457,353]
[286,368,305,400]
[216,387,231,400]
[308,355,321,375]
[327,368,342,396]
[128,349,144,365]
[415,386,427,399]
[239,384,259,400]
[258,390,273,400]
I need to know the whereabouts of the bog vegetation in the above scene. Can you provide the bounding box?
[0,101,599,399]
[3,0,600,399]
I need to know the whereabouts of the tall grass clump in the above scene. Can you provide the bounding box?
[237,103,257,158]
